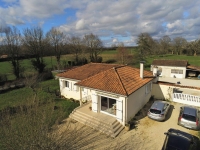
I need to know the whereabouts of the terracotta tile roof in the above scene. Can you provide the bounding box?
[152,59,188,67]
[76,66,154,96]
[0,55,8,58]
[56,63,122,80]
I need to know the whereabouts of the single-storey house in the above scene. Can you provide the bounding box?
[151,59,188,79]
[57,62,155,125]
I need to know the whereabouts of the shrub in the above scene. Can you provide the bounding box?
[104,59,117,64]
[0,74,7,85]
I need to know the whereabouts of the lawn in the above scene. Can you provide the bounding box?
[0,79,79,111]
[0,55,71,80]
[147,55,200,66]
[1,50,200,80]
[0,78,79,149]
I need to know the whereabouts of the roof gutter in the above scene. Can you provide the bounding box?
[76,85,128,98]
[58,77,80,82]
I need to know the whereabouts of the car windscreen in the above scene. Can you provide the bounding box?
[182,114,196,122]
[149,109,161,114]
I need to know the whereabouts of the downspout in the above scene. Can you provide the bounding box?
[125,97,127,125]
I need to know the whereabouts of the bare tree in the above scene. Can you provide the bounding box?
[187,40,200,56]
[0,93,130,150]
[46,28,66,70]
[159,35,171,54]
[116,43,131,64]
[172,37,187,55]
[1,26,23,79]
[68,36,84,64]
[23,27,47,73]
[137,33,155,59]
[83,33,103,62]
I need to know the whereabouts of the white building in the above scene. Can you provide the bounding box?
[57,63,155,125]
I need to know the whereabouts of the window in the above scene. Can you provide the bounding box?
[146,82,152,94]
[65,81,69,88]
[150,109,161,114]
[171,69,183,74]
[101,96,116,115]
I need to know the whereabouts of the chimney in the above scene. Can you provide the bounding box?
[140,61,145,79]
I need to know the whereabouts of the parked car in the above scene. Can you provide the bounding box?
[147,100,170,121]
[178,106,200,130]
[162,128,198,150]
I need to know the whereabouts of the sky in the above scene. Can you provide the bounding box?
[0,0,200,47]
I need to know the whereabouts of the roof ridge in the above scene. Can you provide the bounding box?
[59,63,90,74]
[57,63,120,76]
[113,66,128,96]
[90,62,123,66]
[75,67,115,84]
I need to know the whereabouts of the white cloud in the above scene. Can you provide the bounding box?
[167,20,182,29]
[0,0,200,46]
[76,19,88,30]
[112,38,118,43]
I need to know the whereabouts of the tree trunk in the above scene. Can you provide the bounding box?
[194,51,197,56]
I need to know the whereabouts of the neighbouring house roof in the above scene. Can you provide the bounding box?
[76,65,154,96]
[0,55,8,58]
[187,65,200,71]
[152,59,188,67]
[56,63,122,80]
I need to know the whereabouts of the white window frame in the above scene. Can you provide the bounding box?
[73,84,78,91]
[171,69,183,74]
[65,81,69,88]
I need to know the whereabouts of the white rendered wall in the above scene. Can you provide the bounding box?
[126,82,152,123]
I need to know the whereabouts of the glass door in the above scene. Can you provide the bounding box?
[101,96,116,115]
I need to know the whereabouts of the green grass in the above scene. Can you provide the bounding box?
[0,87,34,110]
[0,56,70,80]
[102,50,117,54]
[0,51,200,80]
[147,55,200,66]
[0,79,79,111]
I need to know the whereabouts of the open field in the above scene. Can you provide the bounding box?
[0,50,200,80]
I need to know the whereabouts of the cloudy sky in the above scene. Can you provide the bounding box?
[1,0,200,46]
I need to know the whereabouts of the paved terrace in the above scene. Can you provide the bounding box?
[75,102,117,123]
[69,102,124,137]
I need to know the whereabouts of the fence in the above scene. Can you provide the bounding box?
[173,93,200,107]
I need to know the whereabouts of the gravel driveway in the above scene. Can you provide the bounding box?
[118,100,200,150]
[54,100,200,150]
